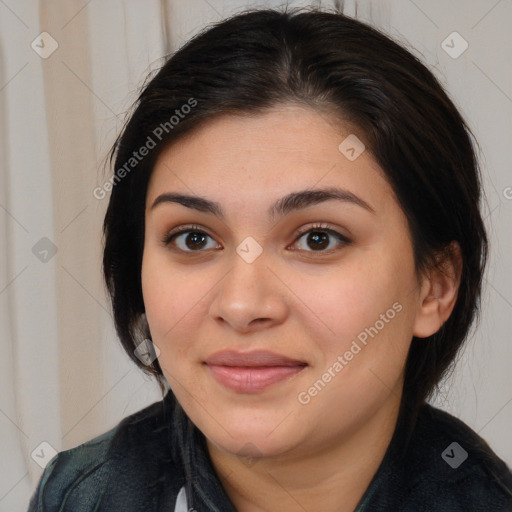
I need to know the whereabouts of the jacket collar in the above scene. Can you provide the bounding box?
[165,390,238,511]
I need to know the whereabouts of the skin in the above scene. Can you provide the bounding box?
[142,105,461,512]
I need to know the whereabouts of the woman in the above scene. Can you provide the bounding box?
[29,8,512,512]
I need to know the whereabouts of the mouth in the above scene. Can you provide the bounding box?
[204,350,308,393]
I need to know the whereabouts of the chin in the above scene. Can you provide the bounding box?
[197,406,304,457]
[207,427,299,460]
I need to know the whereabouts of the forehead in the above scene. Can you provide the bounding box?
[147,105,396,215]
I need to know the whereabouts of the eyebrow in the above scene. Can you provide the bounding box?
[150,186,375,220]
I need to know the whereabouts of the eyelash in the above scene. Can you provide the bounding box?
[293,223,351,252]
[162,223,351,255]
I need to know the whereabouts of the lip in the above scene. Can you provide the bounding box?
[205,350,307,393]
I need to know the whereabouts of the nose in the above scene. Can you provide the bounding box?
[208,248,289,334]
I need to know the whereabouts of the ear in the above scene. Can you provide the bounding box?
[413,242,462,338]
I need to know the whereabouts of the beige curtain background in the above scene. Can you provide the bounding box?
[0,1,510,510]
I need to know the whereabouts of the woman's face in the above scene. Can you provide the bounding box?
[142,105,428,459]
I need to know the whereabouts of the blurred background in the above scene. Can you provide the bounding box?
[1,1,511,510]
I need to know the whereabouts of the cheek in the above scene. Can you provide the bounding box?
[141,251,204,352]
[292,250,418,384]
[291,258,410,343]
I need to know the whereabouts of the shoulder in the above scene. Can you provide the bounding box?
[28,395,184,511]
[400,404,512,511]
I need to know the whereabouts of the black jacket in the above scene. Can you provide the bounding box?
[28,390,512,511]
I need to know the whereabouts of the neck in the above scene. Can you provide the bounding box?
[207,393,401,512]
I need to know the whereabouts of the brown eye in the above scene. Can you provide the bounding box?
[164,227,221,252]
[305,231,330,250]
[182,232,209,250]
[292,226,351,253]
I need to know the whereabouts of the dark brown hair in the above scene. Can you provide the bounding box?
[103,8,488,435]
